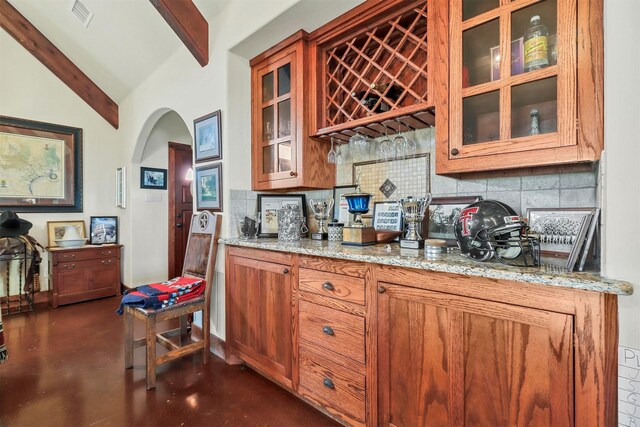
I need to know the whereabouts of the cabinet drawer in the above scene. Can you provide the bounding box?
[58,257,118,271]
[299,348,365,426]
[299,268,365,305]
[54,248,118,263]
[299,300,365,364]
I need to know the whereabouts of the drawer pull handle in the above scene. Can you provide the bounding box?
[282,268,289,275]
[322,326,334,336]
[323,378,335,390]
[71,264,76,268]
[322,282,334,291]
[377,286,386,294]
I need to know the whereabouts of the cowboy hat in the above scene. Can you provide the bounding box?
[0,211,33,237]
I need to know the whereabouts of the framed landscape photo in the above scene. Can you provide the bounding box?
[140,167,167,190]
[46,220,86,247]
[257,194,307,237]
[194,110,222,163]
[0,115,83,212]
[427,196,482,246]
[90,216,118,245]
[195,163,222,212]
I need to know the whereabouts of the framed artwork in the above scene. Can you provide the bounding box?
[46,220,86,247]
[140,167,167,190]
[257,194,307,237]
[0,115,83,212]
[194,110,222,163]
[427,196,482,246]
[332,185,356,224]
[195,163,223,212]
[116,167,126,208]
[90,216,118,245]
[373,201,403,242]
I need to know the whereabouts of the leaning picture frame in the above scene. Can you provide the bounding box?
[46,220,86,247]
[257,193,307,237]
[427,196,482,246]
[527,208,597,258]
[332,185,357,224]
[0,115,83,212]
[89,216,119,245]
[194,110,222,163]
[195,163,223,212]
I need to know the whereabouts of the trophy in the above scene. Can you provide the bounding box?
[342,173,376,246]
[309,198,334,240]
[399,195,432,249]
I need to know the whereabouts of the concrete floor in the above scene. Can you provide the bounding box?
[0,296,338,427]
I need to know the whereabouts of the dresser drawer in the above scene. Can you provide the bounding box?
[53,247,118,263]
[299,300,365,364]
[299,268,365,305]
[299,348,365,426]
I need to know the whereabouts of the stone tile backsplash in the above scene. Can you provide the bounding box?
[228,127,598,235]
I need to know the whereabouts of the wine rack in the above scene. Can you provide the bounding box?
[314,0,436,141]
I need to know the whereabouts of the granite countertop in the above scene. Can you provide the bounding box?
[220,238,633,296]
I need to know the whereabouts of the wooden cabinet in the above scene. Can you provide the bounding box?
[48,245,122,308]
[436,0,603,174]
[226,247,294,388]
[250,31,334,190]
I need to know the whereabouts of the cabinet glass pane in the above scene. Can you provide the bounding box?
[263,145,276,174]
[511,77,557,138]
[262,72,274,102]
[463,0,499,21]
[262,105,274,142]
[278,99,291,138]
[278,142,292,172]
[463,18,499,87]
[512,0,557,76]
[277,63,291,97]
[463,90,500,145]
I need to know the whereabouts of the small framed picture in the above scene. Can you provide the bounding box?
[373,201,403,242]
[257,194,307,237]
[427,196,482,246]
[116,167,126,208]
[46,220,86,247]
[527,208,597,257]
[194,110,222,163]
[140,167,167,190]
[89,216,118,245]
[332,185,357,224]
[195,163,223,212]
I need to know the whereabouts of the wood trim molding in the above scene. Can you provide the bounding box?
[0,0,119,128]
[149,0,209,67]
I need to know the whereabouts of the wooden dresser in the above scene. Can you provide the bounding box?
[48,245,122,308]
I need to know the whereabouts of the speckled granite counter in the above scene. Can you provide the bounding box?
[221,238,633,296]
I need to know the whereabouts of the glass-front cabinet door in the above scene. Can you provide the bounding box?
[255,54,297,184]
[449,0,575,160]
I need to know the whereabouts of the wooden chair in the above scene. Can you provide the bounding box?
[124,211,221,390]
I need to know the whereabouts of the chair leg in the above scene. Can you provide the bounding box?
[202,308,210,365]
[124,309,134,369]
[146,315,157,390]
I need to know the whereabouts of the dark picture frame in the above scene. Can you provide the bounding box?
[332,185,357,224]
[0,115,83,212]
[373,201,403,241]
[140,167,167,189]
[89,216,118,245]
[195,163,223,212]
[194,110,222,163]
[427,196,482,246]
[257,193,307,238]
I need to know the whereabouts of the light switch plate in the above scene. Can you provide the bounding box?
[144,192,162,202]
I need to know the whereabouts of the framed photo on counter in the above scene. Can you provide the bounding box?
[90,216,118,245]
[332,185,356,225]
[427,196,482,246]
[257,194,307,237]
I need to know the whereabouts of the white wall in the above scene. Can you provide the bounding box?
[0,31,123,289]
[603,0,640,349]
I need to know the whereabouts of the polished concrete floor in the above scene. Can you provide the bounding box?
[0,297,338,427]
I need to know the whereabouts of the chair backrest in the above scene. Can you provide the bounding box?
[182,211,221,303]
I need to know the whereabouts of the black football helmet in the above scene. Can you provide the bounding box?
[454,200,540,266]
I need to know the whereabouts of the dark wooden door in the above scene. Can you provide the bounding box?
[228,255,292,388]
[168,142,193,278]
[377,283,574,427]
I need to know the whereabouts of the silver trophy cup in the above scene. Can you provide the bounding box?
[309,198,334,240]
[399,195,432,249]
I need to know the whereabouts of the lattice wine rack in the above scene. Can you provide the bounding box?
[315,0,435,141]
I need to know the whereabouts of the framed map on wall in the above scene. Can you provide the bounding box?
[0,116,83,212]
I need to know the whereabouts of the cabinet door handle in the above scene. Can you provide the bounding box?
[176,223,183,228]
[451,148,459,156]
[377,286,386,294]
[323,378,335,390]
[289,171,298,177]
[322,326,334,336]
[322,282,334,291]
[282,268,289,274]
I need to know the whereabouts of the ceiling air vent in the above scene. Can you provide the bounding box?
[70,0,94,28]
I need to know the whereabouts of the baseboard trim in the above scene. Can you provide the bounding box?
[1,290,50,311]
[190,324,226,360]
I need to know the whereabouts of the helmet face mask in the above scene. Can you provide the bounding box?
[455,200,541,267]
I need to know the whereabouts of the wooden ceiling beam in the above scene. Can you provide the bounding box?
[149,0,208,67]
[0,0,119,129]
